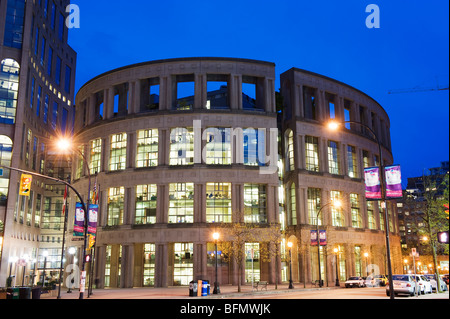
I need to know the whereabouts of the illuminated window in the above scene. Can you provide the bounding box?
[245,243,261,283]
[107,187,124,226]
[110,133,127,171]
[347,145,358,178]
[205,128,231,165]
[206,183,231,223]
[244,184,267,224]
[328,141,340,175]
[135,184,157,225]
[350,193,362,228]
[170,128,194,165]
[363,150,370,168]
[379,202,385,231]
[308,188,322,225]
[89,138,102,174]
[244,128,265,166]
[367,201,376,230]
[0,59,20,124]
[169,183,194,223]
[173,243,194,285]
[143,243,156,287]
[0,135,13,205]
[136,129,158,168]
[330,190,344,227]
[3,0,25,49]
[286,130,294,171]
[289,183,297,226]
[305,136,319,172]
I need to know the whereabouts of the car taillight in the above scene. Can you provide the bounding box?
[406,283,411,287]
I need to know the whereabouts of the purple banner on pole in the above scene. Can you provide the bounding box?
[88,204,98,236]
[310,230,327,246]
[73,202,84,238]
[364,167,382,200]
[385,165,403,199]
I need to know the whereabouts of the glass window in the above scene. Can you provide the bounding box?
[367,201,376,230]
[347,145,358,178]
[58,13,64,41]
[89,138,102,174]
[289,183,297,226]
[205,128,231,165]
[331,191,344,226]
[61,108,68,135]
[244,128,265,166]
[104,245,112,287]
[169,183,194,223]
[0,135,13,206]
[109,133,127,171]
[173,243,194,285]
[107,187,124,226]
[3,0,26,49]
[379,202,385,231]
[0,59,20,124]
[30,77,35,109]
[36,86,42,117]
[354,246,362,276]
[40,37,46,66]
[245,243,260,283]
[243,184,267,224]
[305,136,319,172]
[43,94,49,123]
[135,184,157,225]
[350,193,362,228]
[55,57,61,85]
[136,129,158,168]
[35,193,42,227]
[206,183,231,223]
[64,65,71,93]
[363,150,370,168]
[286,130,294,171]
[51,102,58,130]
[170,128,194,166]
[308,188,322,225]
[50,1,56,30]
[47,47,53,77]
[143,244,156,287]
[328,141,340,175]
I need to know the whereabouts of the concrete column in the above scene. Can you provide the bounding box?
[194,73,207,109]
[87,93,96,125]
[121,244,134,288]
[95,245,106,289]
[297,85,304,118]
[230,74,242,110]
[155,243,169,287]
[194,243,207,281]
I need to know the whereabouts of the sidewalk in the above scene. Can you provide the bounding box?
[41,283,340,299]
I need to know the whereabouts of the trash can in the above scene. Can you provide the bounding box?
[6,288,19,299]
[19,287,31,299]
[201,281,208,297]
[31,287,41,299]
[189,281,198,297]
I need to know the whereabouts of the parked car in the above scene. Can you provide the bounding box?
[442,274,449,285]
[373,275,388,287]
[413,275,432,294]
[424,274,448,292]
[345,276,365,288]
[386,274,417,297]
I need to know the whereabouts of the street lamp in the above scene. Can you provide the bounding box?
[364,252,369,276]
[315,198,342,287]
[327,120,395,299]
[56,137,92,299]
[212,232,220,294]
[333,247,340,287]
[287,241,294,289]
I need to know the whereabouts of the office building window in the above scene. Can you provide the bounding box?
[363,150,370,168]
[206,183,231,223]
[170,127,194,165]
[3,0,26,49]
[379,202,385,231]
[0,135,13,205]
[205,128,231,165]
[0,59,20,124]
[243,184,267,224]
[330,190,344,227]
[367,201,376,230]
[328,141,340,175]
[173,243,194,285]
[135,184,157,225]
[244,128,265,166]
[347,145,358,178]
[289,183,297,226]
[286,130,294,171]
[110,133,127,171]
[305,136,319,172]
[136,129,158,168]
[89,138,102,174]
[308,188,322,225]
[350,193,362,228]
[169,183,194,223]
[107,187,124,226]
[143,244,156,287]
[64,65,72,93]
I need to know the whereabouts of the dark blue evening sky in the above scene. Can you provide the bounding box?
[68,0,449,187]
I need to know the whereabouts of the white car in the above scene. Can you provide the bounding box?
[386,274,417,297]
[413,275,432,294]
[424,274,448,292]
[345,276,365,288]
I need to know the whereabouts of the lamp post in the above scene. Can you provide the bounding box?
[328,120,395,299]
[212,232,220,294]
[315,199,342,287]
[287,241,294,289]
[56,137,92,299]
[333,247,340,287]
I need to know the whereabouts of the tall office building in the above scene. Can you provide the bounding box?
[0,0,77,286]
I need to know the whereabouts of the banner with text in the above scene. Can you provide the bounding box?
[364,167,382,200]
[385,164,403,199]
